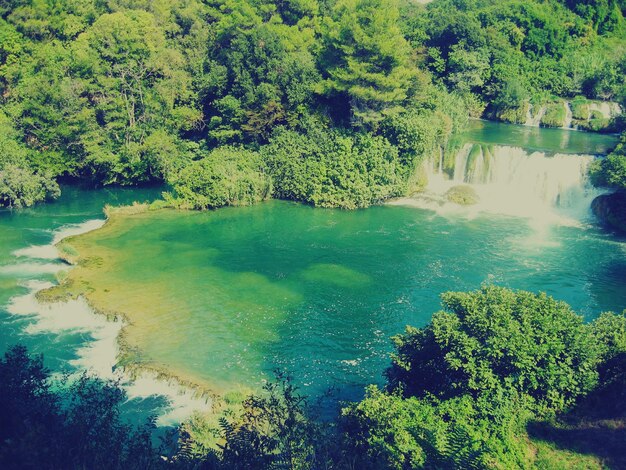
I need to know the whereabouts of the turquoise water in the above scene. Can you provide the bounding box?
[463,120,619,155]
[0,187,170,420]
[0,125,624,418]
[25,198,626,407]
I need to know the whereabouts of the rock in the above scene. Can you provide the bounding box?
[445,185,480,206]
[592,192,626,233]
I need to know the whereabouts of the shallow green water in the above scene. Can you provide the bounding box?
[0,124,624,413]
[60,201,626,403]
[0,187,170,420]
[463,120,618,154]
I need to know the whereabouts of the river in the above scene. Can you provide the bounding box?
[1,122,624,422]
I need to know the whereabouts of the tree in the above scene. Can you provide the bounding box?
[0,345,159,469]
[69,10,197,184]
[262,125,405,208]
[386,286,602,413]
[204,0,319,145]
[167,146,271,209]
[0,112,60,208]
[590,133,626,190]
[317,0,415,129]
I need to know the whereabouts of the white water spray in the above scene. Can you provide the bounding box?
[524,105,547,127]
[4,220,212,426]
[562,102,573,130]
[13,219,106,260]
[394,143,604,225]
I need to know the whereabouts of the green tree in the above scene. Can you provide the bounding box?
[0,345,159,469]
[167,146,271,209]
[0,112,60,208]
[204,0,319,144]
[318,0,415,129]
[70,10,198,184]
[590,134,626,189]
[262,125,405,208]
[387,286,602,413]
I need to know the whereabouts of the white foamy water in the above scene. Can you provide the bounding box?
[524,105,546,127]
[3,219,212,427]
[0,262,67,276]
[562,102,573,130]
[396,143,605,226]
[13,219,106,260]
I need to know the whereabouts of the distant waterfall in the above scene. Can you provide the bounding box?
[562,102,573,130]
[524,105,546,127]
[421,143,604,223]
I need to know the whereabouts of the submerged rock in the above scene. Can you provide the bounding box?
[445,185,479,205]
[592,192,626,233]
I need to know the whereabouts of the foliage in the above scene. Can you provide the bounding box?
[0,164,60,208]
[589,133,626,189]
[317,0,415,129]
[386,286,602,413]
[409,0,626,124]
[0,345,159,469]
[540,102,567,128]
[218,372,319,469]
[0,0,480,208]
[262,125,405,209]
[341,386,534,469]
[204,0,320,144]
[4,292,626,468]
[174,371,340,470]
[0,112,59,208]
[166,146,271,210]
[591,310,626,361]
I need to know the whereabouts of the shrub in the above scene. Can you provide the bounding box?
[0,165,60,208]
[386,286,601,413]
[167,147,271,210]
[262,127,405,209]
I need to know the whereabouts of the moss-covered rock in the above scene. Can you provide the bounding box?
[495,102,529,125]
[571,96,590,120]
[445,185,480,205]
[541,102,566,128]
[576,118,612,132]
[592,192,626,232]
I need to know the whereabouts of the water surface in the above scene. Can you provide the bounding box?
[463,120,618,155]
[57,200,626,403]
[0,123,624,415]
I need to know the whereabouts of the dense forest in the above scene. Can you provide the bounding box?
[1,0,626,210]
[2,1,626,468]
[1,287,625,469]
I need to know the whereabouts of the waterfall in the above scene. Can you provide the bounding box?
[524,105,533,127]
[562,102,573,129]
[525,105,547,127]
[419,143,603,223]
[588,101,622,119]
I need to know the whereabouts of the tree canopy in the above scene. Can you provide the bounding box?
[0,0,623,208]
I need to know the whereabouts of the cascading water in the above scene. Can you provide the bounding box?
[418,143,604,224]
[524,105,547,127]
[562,102,573,130]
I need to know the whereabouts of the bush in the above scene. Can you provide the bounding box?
[0,164,60,208]
[589,136,626,190]
[262,127,405,209]
[167,147,271,210]
[570,96,590,120]
[341,386,533,470]
[541,102,567,128]
[386,286,602,413]
[0,345,158,469]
